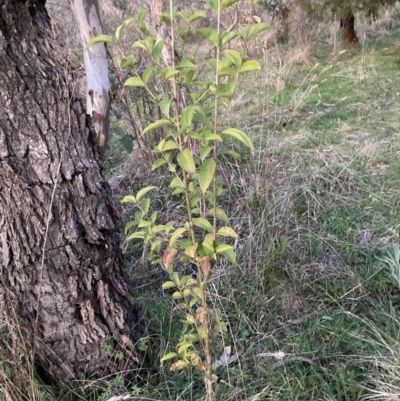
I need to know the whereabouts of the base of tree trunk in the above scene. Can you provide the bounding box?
[340,15,359,46]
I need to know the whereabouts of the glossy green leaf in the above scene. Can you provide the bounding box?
[136,186,157,201]
[220,247,236,263]
[137,10,148,27]
[160,352,177,362]
[165,69,179,80]
[239,22,269,42]
[208,207,228,222]
[220,0,241,12]
[206,0,218,12]
[176,10,189,24]
[177,59,197,69]
[142,66,155,84]
[200,145,212,160]
[196,27,219,47]
[141,198,150,214]
[115,17,134,41]
[217,226,238,238]
[169,227,187,247]
[220,31,238,46]
[86,34,112,49]
[170,177,185,188]
[221,128,254,150]
[189,10,206,23]
[152,39,164,65]
[193,218,213,233]
[223,49,242,67]
[124,76,145,87]
[120,55,135,69]
[177,149,196,174]
[143,119,173,135]
[199,159,216,194]
[239,60,261,74]
[159,98,172,117]
[163,140,179,151]
[151,158,167,171]
[127,231,146,241]
[162,281,176,289]
[121,195,136,204]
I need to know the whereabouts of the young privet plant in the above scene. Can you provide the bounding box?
[88,1,267,399]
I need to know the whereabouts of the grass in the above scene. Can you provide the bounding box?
[122,27,400,400]
[110,27,400,401]
[6,15,400,401]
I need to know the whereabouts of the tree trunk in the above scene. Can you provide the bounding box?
[71,0,111,157]
[340,14,359,46]
[0,0,143,380]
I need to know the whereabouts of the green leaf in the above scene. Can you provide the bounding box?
[170,227,187,247]
[121,135,134,153]
[221,247,236,263]
[221,128,254,150]
[127,232,146,241]
[152,39,164,65]
[176,10,189,24]
[196,27,219,47]
[184,242,198,258]
[124,76,145,87]
[121,195,136,203]
[239,22,269,42]
[120,55,135,69]
[188,10,206,23]
[206,0,218,12]
[177,149,196,174]
[162,281,176,289]
[223,49,242,67]
[124,220,138,233]
[216,244,233,253]
[181,105,199,128]
[217,226,238,238]
[193,218,213,233]
[159,98,172,118]
[220,0,241,12]
[86,34,112,49]
[178,341,193,354]
[220,31,238,46]
[170,177,185,188]
[142,66,155,85]
[141,198,150,214]
[136,186,157,201]
[165,68,179,80]
[143,119,173,135]
[199,159,216,194]
[163,140,179,151]
[239,60,261,74]
[177,59,197,69]
[208,207,228,222]
[160,352,178,362]
[115,17,134,41]
[200,145,212,160]
[151,158,167,171]
[137,10,148,27]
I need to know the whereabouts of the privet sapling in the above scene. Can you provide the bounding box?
[88,1,267,399]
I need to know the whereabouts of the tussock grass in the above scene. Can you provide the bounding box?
[123,24,400,401]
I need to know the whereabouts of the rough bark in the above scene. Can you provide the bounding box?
[340,14,359,46]
[71,0,111,157]
[0,0,143,380]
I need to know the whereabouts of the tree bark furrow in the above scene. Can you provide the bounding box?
[0,0,143,380]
